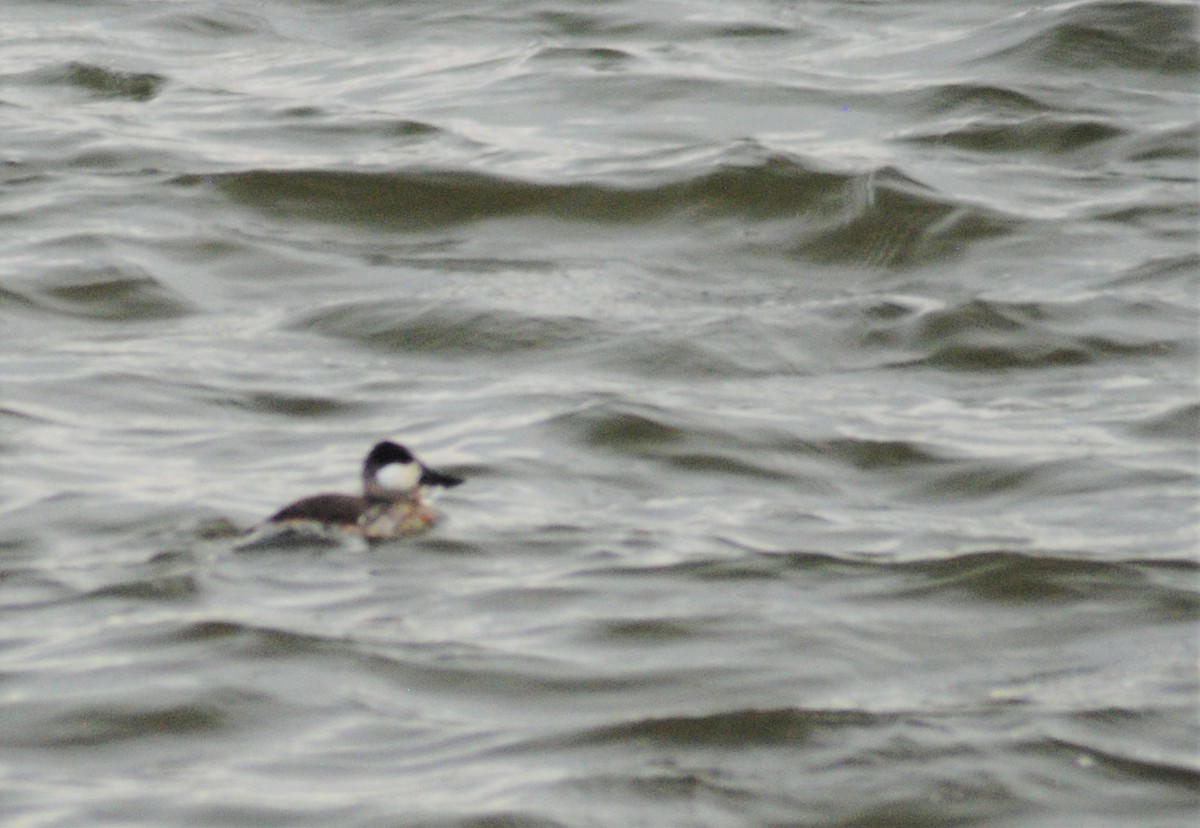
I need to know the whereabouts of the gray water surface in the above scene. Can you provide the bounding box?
[1,1,1197,826]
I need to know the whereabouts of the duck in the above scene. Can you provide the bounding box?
[267,440,462,539]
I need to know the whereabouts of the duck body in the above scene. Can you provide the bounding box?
[266,441,461,539]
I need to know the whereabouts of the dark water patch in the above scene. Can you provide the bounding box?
[13,264,194,322]
[269,110,443,141]
[0,284,43,314]
[191,517,245,541]
[358,648,685,700]
[292,299,601,355]
[164,619,340,658]
[833,795,1016,828]
[378,254,560,275]
[529,45,634,69]
[796,167,1021,268]
[0,566,75,608]
[1043,737,1200,791]
[915,298,1031,338]
[426,814,566,828]
[1093,200,1198,241]
[561,401,807,459]
[554,767,784,827]
[534,8,632,38]
[870,297,1187,372]
[660,451,793,481]
[916,458,1079,502]
[902,115,1126,157]
[572,406,688,450]
[818,437,947,472]
[219,390,363,418]
[911,337,1175,372]
[183,159,1022,266]
[887,552,1200,609]
[598,333,765,378]
[19,702,230,749]
[1128,402,1200,442]
[0,159,48,189]
[276,105,324,119]
[563,707,884,750]
[688,153,858,220]
[538,5,793,42]
[1123,125,1200,163]
[66,147,181,172]
[589,616,731,644]
[180,155,849,229]
[146,7,267,38]
[84,572,200,602]
[911,82,1052,118]
[581,549,861,582]
[556,402,806,481]
[184,168,635,229]
[42,62,167,102]
[984,1,1200,74]
[167,619,265,643]
[593,549,1200,617]
[711,22,794,39]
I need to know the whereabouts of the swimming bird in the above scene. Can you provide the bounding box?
[267,440,462,539]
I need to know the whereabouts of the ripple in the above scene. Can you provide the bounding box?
[550,401,805,481]
[1043,736,1200,792]
[887,552,1200,610]
[84,573,200,602]
[182,155,850,228]
[42,62,167,102]
[529,45,635,68]
[164,619,340,656]
[180,155,1026,269]
[563,707,884,749]
[219,390,363,418]
[14,702,230,749]
[912,82,1052,117]
[983,1,1200,74]
[795,166,1022,268]
[860,296,1190,371]
[292,299,602,355]
[816,437,947,472]
[1129,402,1200,442]
[10,264,194,322]
[902,115,1126,157]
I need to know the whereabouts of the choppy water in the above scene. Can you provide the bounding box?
[2,1,1198,826]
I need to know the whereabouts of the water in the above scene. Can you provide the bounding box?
[1,1,1197,825]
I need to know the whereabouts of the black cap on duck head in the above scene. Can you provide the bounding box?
[364,441,414,474]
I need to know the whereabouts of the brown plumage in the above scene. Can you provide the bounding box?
[269,493,370,525]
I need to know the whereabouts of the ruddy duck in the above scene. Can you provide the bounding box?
[267,441,462,539]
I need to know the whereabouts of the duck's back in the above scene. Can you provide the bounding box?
[269,493,368,526]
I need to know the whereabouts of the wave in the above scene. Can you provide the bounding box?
[291,298,604,354]
[849,296,1192,371]
[4,263,194,322]
[901,114,1126,157]
[558,706,884,749]
[981,1,1200,74]
[179,153,1024,268]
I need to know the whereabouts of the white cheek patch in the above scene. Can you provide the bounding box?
[376,461,421,492]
